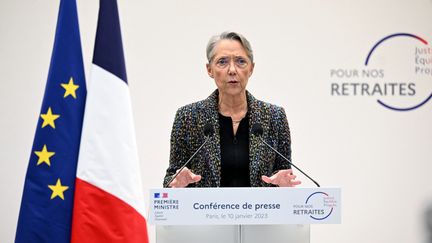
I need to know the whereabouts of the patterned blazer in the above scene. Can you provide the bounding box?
[163,90,292,187]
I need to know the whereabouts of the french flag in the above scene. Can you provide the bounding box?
[71,0,149,242]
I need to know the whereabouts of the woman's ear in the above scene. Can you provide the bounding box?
[206,63,214,78]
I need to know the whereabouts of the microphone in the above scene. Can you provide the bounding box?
[251,123,320,187]
[164,123,215,188]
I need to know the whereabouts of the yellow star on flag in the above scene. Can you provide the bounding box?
[48,179,69,200]
[40,107,60,128]
[34,144,55,166]
[60,77,79,99]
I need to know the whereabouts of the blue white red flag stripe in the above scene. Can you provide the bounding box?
[92,0,127,83]
[71,0,149,242]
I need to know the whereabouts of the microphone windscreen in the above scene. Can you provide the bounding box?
[251,123,263,136]
[204,123,215,136]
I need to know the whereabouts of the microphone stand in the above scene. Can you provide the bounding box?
[257,137,320,187]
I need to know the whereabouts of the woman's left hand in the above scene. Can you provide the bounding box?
[261,169,302,187]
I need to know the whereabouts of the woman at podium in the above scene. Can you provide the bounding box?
[163,32,301,188]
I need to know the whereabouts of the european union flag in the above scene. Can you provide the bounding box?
[15,0,86,242]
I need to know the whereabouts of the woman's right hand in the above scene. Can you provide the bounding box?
[168,167,202,188]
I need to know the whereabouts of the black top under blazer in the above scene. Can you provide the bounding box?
[163,90,292,187]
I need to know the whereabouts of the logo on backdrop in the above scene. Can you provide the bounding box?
[292,191,336,220]
[330,33,432,111]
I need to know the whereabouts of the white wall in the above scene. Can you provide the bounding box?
[1,0,431,242]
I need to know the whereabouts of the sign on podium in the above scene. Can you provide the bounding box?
[148,187,341,243]
[149,187,340,225]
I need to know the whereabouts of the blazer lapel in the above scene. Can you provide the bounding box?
[201,90,221,187]
[247,91,267,187]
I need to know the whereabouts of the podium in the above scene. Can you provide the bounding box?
[148,188,341,243]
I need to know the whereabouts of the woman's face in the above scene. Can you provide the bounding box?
[206,39,254,97]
